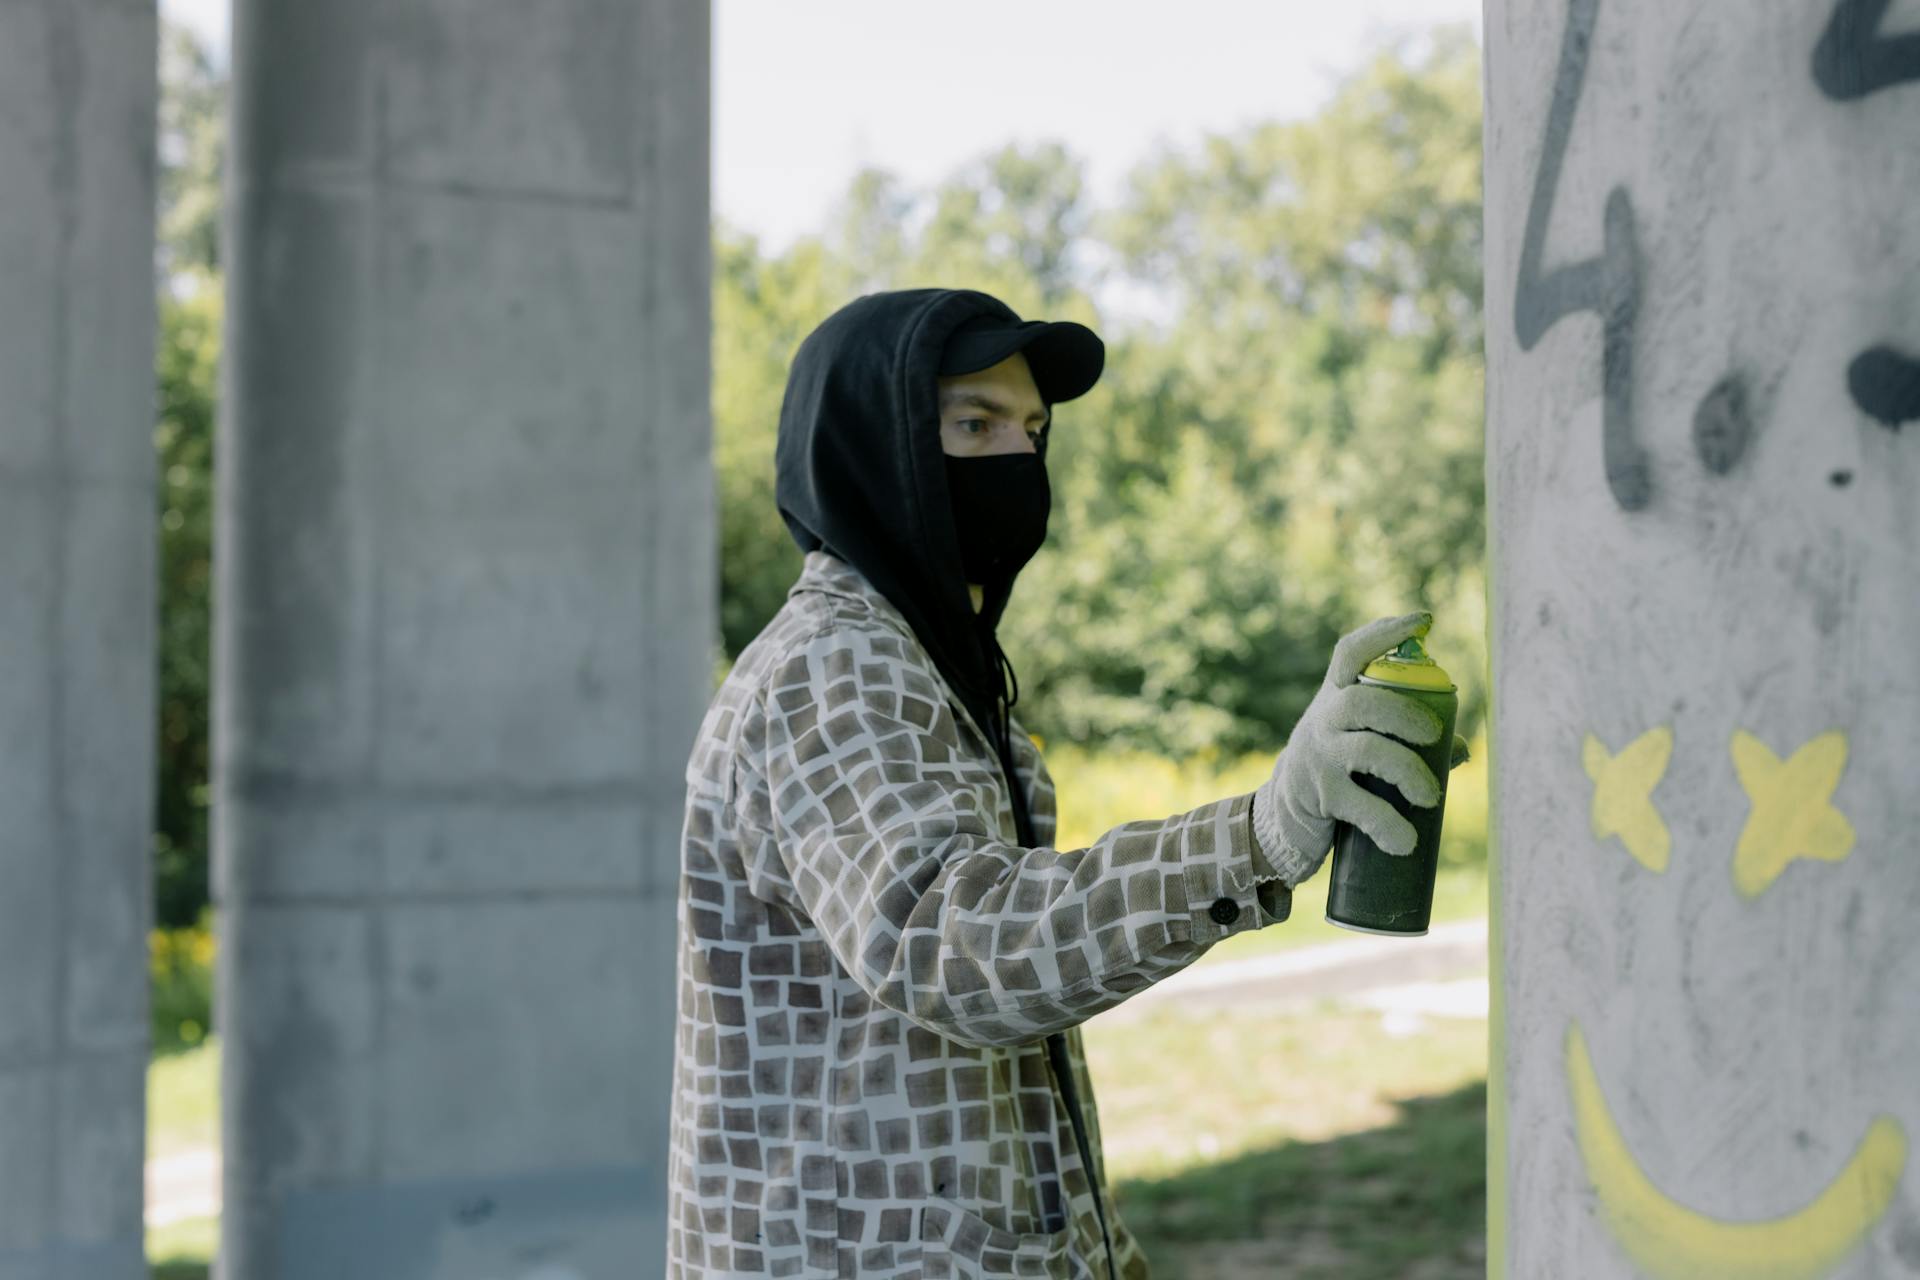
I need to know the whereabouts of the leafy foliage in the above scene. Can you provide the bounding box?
[153,282,219,928]
[158,22,224,280]
[151,22,1489,929]
[716,29,1488,755]
[712,229,847,655]
[150,914,215,1055]
[153,16,226,928]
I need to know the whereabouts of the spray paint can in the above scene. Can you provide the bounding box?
[1324,630,1458,936]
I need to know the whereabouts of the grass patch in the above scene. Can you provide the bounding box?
[1082,1004,1487,1279]
[148,1215,215,1279]
[1083,1005,1487,1182]
[147,1040,218,1275]
[148,1036,220,1159]
[151,1264,211,1280]
[1118,1085,1487,1280]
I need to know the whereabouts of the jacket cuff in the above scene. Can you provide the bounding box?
[1244,802,1295,926]
[1182,791,1292,944]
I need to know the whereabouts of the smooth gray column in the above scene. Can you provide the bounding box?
[214,2,711,1275]
[0,1,159,1276]
[1485,1,1920,1276]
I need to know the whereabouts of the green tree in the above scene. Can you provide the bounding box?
[711,29,1488,755]
[153,23,1491,914]
[711,223,853,657]
[1014,26,1488,751]
[712,140,1107,659]
[158,20,224,279]
[1100,29,1486,595]
[152,18,225,926]
[153,282,219,928]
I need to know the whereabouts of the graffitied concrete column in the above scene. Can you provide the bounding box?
[1485,0,1920,1276]
[215,2,711,1275]
[0,2,159,1275]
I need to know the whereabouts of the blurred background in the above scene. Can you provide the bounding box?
[147,2,1489,1276]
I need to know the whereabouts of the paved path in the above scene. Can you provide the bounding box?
[145,918,1492,1227]
[1103,917,1488,1019]
[147,1146,220,1229]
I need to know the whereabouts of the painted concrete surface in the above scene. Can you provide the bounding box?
[0,0,160,1274]
[214,2,712,1275]
[1484,1,1920,1276]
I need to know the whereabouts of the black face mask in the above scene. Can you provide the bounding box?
[944,452,1050,590]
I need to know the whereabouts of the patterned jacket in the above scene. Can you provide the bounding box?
[667,550,1293,1278]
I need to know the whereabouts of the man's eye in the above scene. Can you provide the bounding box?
[958,419,988,434]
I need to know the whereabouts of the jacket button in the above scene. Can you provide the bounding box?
[1208,897,1240,925]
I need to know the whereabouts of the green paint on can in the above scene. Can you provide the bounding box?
[1324,633,1458,936]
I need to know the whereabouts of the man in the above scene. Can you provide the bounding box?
[667,287,1459,1278]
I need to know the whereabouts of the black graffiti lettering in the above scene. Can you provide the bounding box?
[1816,2,1920,434]
[452,1195,496,1225]
[1846,346,1920,431]
[1814,0,1920,101]
[1692,373,1753,473]
[1514,0,1650,511]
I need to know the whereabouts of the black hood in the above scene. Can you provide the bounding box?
[774,287,1049,793]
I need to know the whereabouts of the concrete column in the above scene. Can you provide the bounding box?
[0,1,159,1275]
[214,1,711,1274]
[1485,0,1920,1276]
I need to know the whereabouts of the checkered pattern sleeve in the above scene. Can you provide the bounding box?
[749,622,1292,1049]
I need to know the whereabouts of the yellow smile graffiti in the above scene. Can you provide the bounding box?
[1568,1023,1906,1280]
[1573,726,1908,1277]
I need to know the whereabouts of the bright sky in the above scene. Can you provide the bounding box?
[159,0,1478,258]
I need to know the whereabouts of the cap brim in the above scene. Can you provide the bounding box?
[938,318,1105,404]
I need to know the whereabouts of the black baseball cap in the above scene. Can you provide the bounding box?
[937,313,1105,404]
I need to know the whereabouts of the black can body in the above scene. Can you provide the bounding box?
[1324,680,1459,935]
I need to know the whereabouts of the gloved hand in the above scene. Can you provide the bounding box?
[1251,611,1469,886]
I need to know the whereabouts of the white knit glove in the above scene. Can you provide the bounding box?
[1251,611,1454,886]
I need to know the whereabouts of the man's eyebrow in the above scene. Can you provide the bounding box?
[938,389,1050,425]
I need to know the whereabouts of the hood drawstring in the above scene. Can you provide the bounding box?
[983,627,1023,816]
[996,633,1020,716]
[993,631,1019,746]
